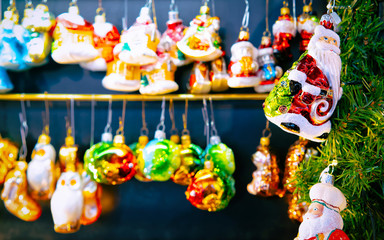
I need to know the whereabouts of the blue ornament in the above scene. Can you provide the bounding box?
[0,68,13,93]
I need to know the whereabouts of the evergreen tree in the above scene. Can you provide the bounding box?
[295,0,384,239]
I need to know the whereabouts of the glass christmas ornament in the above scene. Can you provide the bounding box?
[51,163,83,234]
[80,9,120,71]
[171,134,203,186]
[114,7,160,66]
[272,2,296,61]
[51,3,98,64]
[59,134,79,172]
[21,2,55,65]
[247,137,282,197]
[177,4,223,62]
[210,56,229,92]
[139,52,179,95]
[186,160,235,212]
[139,130,180,181]
[102,58,141,92]
[188,61,211,94]
[287,192,308,223]
[228,30,259,88]
[80,168,102,225]
[0,136,18,184]
[264,16,343,142]
[254,35,283,93]
[158,9,191,67]
[0,67,13,93]
[204,136,235,176]
[84,133,136,185]
[27,133,56,200]
[297,4,319,53]
[130,135,152,182]
[1,160,42,221]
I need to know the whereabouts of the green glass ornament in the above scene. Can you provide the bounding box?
[203,136,235,176]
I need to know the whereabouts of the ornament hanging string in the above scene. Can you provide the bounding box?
[241,0,250,31]
[90,96,96,146]
[19,100,28,161]
[122,0,128,30]
[202,99,210,147]
[292,0,297,31]
[170,0,177,12]
[182,99,189,135]
[319,160,338,182]
[156,97,166,131]
[104,98,113,134]
[209,97,218,137]
[141,101,149,136]
[116,99,126,135]
[70,98,75,139]
[264,0,271,36]
[169,99,178,136]
[211,0,215,17]
[43,96,50,136]
[262,120,272,138]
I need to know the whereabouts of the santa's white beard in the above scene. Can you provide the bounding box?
[298,207,344,240]
[308,39,342,101]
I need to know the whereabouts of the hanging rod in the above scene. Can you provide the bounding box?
[0,93,268,101]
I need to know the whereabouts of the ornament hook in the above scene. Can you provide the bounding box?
[182,99,189,136]
[170,0,178,12]
[43,92,50,136]
[140,101,149,136]
[262,120,272,138]
[116,99,126,136]
[319,160,338,184]
[263,0,271,37]
[71,98,75,139]
[156,97,166,132]
[169,98,178,136]
[209,97,218,137]
[241,0,250,31]
[90,95,96,146]
[104,98,113,134]
[19,99,28,161]
[202,99,210,147]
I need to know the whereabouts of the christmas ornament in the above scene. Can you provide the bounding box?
[185,160,235,212]
[21,1,55,65]
[59,128,79,172]
[27,133,56,200]
[254,34,283,93]
[210,56,229,92]
[247,126,282,197]
[297,3,319,53]
[139,99,180,181]
[139,52,179,95]
[0,67,13,93]
[288,193,308,223]
[114,6,160,66]
[102,58,141,92]
[264,13,343,142]
[188,61,211,94]
[158,4,191,67]
[0,136,18,184]
[295,161,349,240]
[205,135,235,176]
[51,1,98,64]
[80,6,120,71]
[272,1,296,61]
[228,1,259,88]
[177,3,223,62]
[80,167,102,225]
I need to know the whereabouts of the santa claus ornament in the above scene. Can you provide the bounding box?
[80,6,120,71]
[263,12,343,142]
[297,3,319,53]
[295,161,349,240]
[51,1,98,64]
[272,1,296,61]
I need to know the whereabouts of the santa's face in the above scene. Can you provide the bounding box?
[307,202,324,218]
[318,36,337,47]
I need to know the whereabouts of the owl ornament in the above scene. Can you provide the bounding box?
[80,8,120,71]
[254,35,283,93]
[84,133,136,185]
[186,160,235,212]
[171,134,203,186]
[51,3,98,64]
[188,61,211,94]
[1,161,42,221]
[0,136,18,184]
[139,130,180,181]
[263,14,343,142]
[177,4,222,62]
[139,52,179,95]
[130,135,152,182]
[158,9,191,67]
[114,6,160,66]
[80,168,102,226]
[21,2,55,66]
[27,133,57,200]
[272,2,296,61]
[210,56,229,92]
[297,4,319,53]
[0,67,13,93]
[228,29,259,88]
[247,136,282,197]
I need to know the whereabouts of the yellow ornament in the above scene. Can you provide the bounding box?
[0,136,18,184]
[102,58,141,92]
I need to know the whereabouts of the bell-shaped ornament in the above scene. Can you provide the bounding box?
[27,133,56,200]
[228,30,259,88]
[51,3,98,64]
[139,130,180,181]
[80,167,102,225]
[1,161,42,221]
[114,7,160,66]
[102,58,141,92]
[130,135,152,182]
[247,137,281,197]
[204,136,235,176]
[210,56,229,92]
[186,160,235,212]
[171,134,203,186]
[188,61,211,94]
[177,5,223,62]
[139,52,179,95]
[80,9,120,71]
[84,133,136,185]
[0,136,18,184]
[0,67,13,93]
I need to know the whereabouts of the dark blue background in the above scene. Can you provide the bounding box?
[0,0,326,239]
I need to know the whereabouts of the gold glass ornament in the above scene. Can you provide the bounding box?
[0,136,18,184]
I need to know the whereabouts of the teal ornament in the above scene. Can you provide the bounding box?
[0,68,13,93]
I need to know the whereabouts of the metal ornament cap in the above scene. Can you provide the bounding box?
[320,172,335,185]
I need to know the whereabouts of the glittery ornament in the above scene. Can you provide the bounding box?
[288,193,308,223]
[297,5,319,53]
[0,136,18,184]
[188,61,211,94]
[204,136,235,176]
[130,135,152,182]
[1,160,42,221]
